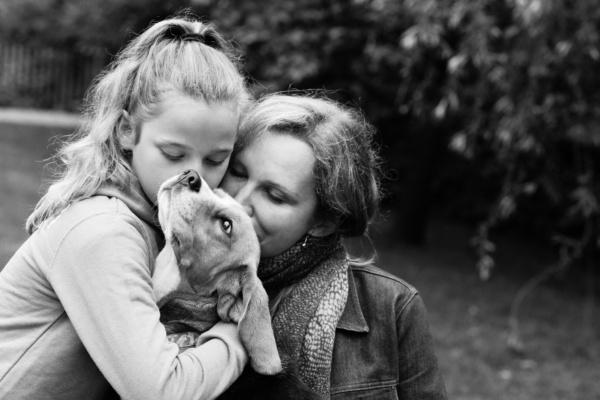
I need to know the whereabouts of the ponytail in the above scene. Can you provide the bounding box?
[27,16,251,233]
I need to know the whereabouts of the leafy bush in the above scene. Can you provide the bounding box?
[1,0,598,277]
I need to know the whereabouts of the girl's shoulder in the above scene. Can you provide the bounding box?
[45,195,143,233]
[37,194,158,256]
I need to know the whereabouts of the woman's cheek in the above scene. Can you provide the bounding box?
[257,201,287,237]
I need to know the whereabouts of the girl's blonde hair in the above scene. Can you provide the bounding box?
[27,16,251,233]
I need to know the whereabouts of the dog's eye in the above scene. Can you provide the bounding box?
[221,218,232,236]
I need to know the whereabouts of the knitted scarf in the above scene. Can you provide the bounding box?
[259,234,349,399]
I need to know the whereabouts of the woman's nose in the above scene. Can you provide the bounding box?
[233,186,254,217]
[179,170,201,192]
[242,203,253,217]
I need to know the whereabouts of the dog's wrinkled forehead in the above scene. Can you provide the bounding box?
[213,188,240,205]
[185,187,254,236]
[208,190,254,233]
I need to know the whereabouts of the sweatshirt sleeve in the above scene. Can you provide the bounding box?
[47,212,248,400]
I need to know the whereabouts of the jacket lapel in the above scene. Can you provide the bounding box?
[336,268,369,333]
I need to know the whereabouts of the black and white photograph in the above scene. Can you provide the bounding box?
[0,1,598,399]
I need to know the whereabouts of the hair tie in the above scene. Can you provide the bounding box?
[180,32,205,43]
[165,25,220,50]
[191,33,220,50]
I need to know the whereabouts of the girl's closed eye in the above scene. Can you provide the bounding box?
[205,156,229,166]
[160,148,184,161]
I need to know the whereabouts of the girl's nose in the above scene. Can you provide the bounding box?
[180,170,201,192]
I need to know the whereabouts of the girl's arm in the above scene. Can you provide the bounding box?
[48,212,247,400]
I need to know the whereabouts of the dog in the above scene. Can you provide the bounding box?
[152,169,281,375]
[152,170,321,399]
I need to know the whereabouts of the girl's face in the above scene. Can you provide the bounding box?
[220,131,323,258]
[120,93,238,204]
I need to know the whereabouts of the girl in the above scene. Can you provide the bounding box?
[0,16,252,400]
[220,93,447,399]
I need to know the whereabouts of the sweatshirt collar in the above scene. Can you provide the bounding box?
[95,178,160,230]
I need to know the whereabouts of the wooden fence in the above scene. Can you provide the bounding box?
[0,42,107,111]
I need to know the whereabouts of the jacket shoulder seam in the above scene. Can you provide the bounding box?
[349,264,420,320]
[396,291,419,319]
[350,264,419,294]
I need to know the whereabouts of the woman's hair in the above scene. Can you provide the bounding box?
[235,93,382,238]
[27,16,251,233]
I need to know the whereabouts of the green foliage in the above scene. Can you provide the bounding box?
[436,0,600,278]
[0,0,204,55]
[1,0,599,276]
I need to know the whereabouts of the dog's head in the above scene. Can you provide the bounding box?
[156,170,260,288]
[154,170,281,375]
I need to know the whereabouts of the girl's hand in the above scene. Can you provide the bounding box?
[195,321,242,348]
[167,331,201,352]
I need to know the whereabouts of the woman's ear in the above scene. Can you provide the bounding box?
[308,219,337,237]
[117,110,136,150]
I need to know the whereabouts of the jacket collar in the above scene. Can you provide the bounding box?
[337,267,369,333]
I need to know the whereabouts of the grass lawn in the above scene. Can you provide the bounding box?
[370,223,600,400]
[1,121,599,399]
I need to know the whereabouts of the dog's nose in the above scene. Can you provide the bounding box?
[180,170,201,192]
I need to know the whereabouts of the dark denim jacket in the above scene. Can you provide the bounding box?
[330,264,447,399]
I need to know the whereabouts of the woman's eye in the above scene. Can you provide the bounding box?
[266,190,286,205]
[221,218,232,236]
[228,166,247,179]
[160,149,183,161]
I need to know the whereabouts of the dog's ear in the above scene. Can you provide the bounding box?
[238,273,282,376]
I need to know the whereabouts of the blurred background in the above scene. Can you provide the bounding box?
[0,0,599,398]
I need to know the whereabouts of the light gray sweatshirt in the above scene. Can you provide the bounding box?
[0,182,247,400]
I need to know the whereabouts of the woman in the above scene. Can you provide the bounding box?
[218,93,447,399]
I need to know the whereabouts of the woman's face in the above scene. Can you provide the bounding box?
[220,131,322,258]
